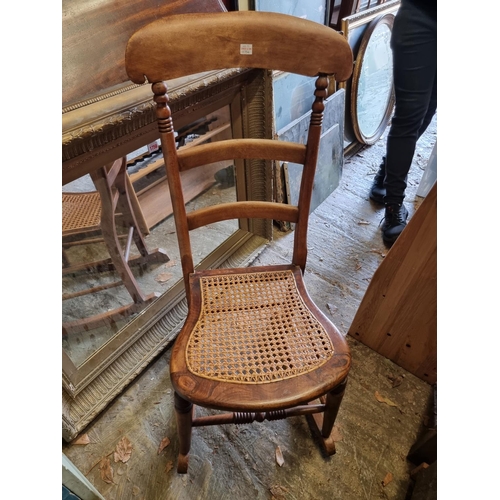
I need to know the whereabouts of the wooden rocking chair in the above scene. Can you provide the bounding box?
[62,156,169,335]
[125,11,353,473]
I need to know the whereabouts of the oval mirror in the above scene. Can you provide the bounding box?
[351,13,395,145]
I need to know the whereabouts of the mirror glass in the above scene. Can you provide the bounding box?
[62,105,238,367]
[355,20,393,139]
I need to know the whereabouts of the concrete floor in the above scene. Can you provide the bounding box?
[62,116,437,500]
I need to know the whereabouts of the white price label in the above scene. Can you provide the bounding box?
[240,44,253,55]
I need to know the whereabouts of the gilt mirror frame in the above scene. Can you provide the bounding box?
[62,68,274,442]
[339,0,400,44]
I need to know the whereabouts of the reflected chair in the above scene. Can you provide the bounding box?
[62,156,169,335]
[125,11,353,472]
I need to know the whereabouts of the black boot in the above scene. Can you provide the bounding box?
[369,157,386,205]
[381,203,408,244]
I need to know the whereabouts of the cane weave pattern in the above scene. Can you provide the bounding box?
[186,270,334,384]
[62,192,102,233]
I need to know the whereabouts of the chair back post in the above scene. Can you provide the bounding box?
[293,74,329,272]
[152,80,194,298]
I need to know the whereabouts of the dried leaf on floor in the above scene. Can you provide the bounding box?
[369,248,387,258]
[390,375,404,388]
[164,260,177,268]
[156,272,173,283]
[114,436,133,463]
[158,436,171,455]
[269,484,289,499]
[116,464,127,476]
[327,303,338,314]
[165,461,174,473]
[382,472,393,487]
[71,433,90,445]
[375,391,398,408]
[331,425,343,442]
[99,457,114,484]
[357,219,371,225]
[410,462,429,480]
[275,446,285,467]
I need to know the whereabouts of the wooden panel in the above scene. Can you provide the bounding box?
[347,183,437,384]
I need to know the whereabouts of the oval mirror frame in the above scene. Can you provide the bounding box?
[350,13,395,145]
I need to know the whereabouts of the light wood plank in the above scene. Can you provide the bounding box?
[348,183,437,384]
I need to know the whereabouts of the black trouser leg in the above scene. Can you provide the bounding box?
[384,0,437,206]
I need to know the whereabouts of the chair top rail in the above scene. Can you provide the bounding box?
[126,11,353,84]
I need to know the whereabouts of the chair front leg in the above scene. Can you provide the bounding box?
[174,391,193,473]
[322,377,348,438]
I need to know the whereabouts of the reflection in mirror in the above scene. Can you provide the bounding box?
[353,15,394,144]
[62,105,238,367]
